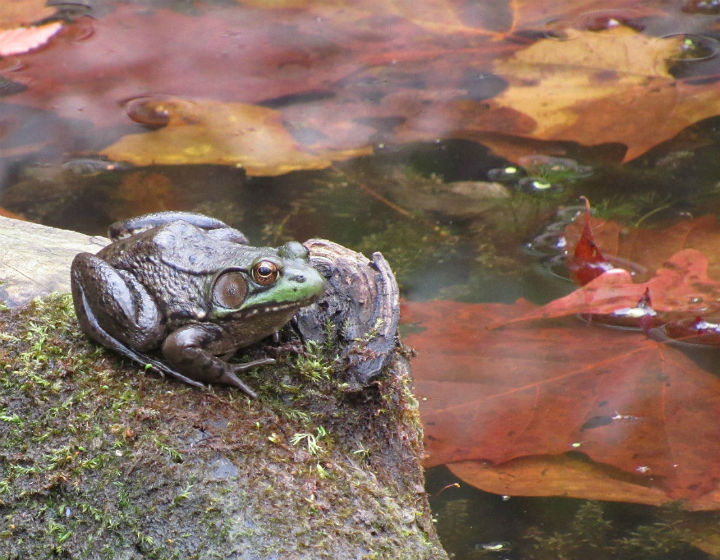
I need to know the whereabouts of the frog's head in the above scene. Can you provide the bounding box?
[209,241,325,319]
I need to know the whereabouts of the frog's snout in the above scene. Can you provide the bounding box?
[286,264,325,297]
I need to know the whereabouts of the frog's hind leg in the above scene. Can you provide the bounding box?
[70,252,204,388]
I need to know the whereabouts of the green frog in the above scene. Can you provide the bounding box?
[70,211,325,398]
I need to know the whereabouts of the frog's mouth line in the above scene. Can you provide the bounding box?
[229,296,319,318]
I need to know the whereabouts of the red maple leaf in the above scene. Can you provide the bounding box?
[403,298,720,508]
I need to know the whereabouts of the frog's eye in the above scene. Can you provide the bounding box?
[252,260,280,286]
[213,272,248,308]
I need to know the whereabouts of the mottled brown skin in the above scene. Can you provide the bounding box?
[71,212,325,397]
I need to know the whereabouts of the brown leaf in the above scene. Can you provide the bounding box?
[447,455,672,507]
[404,298,720,508]
[486,27,684,161]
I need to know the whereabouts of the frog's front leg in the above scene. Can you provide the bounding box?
[162,324,275,398]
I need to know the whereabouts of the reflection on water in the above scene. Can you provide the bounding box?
[5,1,720,558]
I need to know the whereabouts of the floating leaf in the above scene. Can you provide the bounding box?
[0,0,56,28]
[566,199,614,285]
[0,22,62,57]
[7,2,720,171]
[500,249,720,327]
[564,214,720,282]
[101,98,371,175]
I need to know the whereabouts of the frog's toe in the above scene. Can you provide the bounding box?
[233,357,276,371]
[219,371,258,399]
[222,357,276,398]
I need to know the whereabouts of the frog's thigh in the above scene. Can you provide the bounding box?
[71,253,164,351]
[162,324,261,397]
[161,324,227,383]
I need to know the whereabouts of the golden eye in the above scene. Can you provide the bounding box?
[252,260,279,286]
[213,272,248,308]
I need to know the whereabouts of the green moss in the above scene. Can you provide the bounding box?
[0,294,446,559]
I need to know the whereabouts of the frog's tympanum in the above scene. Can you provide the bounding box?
[71,211,325,398]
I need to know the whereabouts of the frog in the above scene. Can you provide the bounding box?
[70,211,325,398]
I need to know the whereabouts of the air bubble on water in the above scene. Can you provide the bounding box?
[61,158,130,176]
[665,33,720,62]
[63,18,95,42]
[517,155,593,180]
[515,177,555,192]
[535,18,573,40]
[542,254,573,281]
[527,232,567,255]
[50,2,93,19]
[683,0,720,14]
[540,9,642,37]
[0,58,25,72]
[555,205,586,222]
[487,166,522,181]
[123,95,193,128]
[574,9,644,32]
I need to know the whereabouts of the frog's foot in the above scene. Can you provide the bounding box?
[162,325,275,398]
[207,359,275,398]
[219,358,275,398]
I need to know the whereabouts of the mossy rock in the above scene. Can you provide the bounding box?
[0,294,447,559]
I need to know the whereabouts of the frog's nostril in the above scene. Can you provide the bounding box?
[292,274,306,283]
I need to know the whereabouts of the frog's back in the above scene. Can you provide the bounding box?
[97,222,211,314]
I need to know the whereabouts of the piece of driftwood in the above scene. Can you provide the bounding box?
[296,239,400,388]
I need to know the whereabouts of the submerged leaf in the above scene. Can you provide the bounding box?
[405,298,720,509]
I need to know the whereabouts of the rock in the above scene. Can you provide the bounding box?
[0,218,448,559]
[0,216,108,308]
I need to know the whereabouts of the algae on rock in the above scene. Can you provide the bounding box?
[0,294,447,559]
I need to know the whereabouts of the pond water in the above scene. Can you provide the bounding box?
[4,1,720,558]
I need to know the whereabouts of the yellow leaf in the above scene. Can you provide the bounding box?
[101,98,371,176]
[490,27,685,161]
[0,0,55,28]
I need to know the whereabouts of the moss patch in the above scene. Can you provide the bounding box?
[0,294,446,559]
